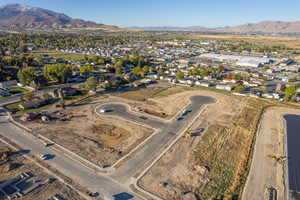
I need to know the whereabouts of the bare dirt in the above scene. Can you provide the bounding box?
[139,89,268,200]
[243,107,300,200]
[188,34,300,49]
[24,99,153,167]
[0,141,84,200]
[113,86,167,102]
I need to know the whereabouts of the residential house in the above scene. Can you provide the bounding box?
[216,84,234,91]
[0,89,10,97]
[19,98,50,110]
[0,80,17,89]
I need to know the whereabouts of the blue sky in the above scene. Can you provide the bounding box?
[1,0,300,27]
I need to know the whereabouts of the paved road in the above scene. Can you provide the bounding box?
[0,93,23,107]
[0,95,215,199]
[0,116,142,200]
[99,96,215,183]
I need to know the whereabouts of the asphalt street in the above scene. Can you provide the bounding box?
[0,117,142,200]
[99,96,215,183]
[0,95,215,200]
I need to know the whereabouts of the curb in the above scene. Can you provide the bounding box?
[132,104,209,200]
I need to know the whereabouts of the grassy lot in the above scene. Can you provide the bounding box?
[5,102,53,114]
[31,51,92,62]
[9,86,29,94]
[192,98,270,199]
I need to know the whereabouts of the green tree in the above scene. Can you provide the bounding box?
[132,66,144,77]
[200,70,209,77]
[35,56,44,65]
[79,65,95,73]
[115,67,123,75]
[98,57,106,65]
[2,56,13,65]
[234,85,245,93]
[85,76,98,91]
[263,64,270,70]
[21,93,33,102]
[143,66,150,74]
[44,64,73,83]
[233,73,243,80]
[189,66,200,76]
[17,67,36,86]
[285,85,297,101]
[177,71,184,80]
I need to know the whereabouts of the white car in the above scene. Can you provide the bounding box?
[40,154,48,160]
[40,154,54,160]
[100,108,108,113]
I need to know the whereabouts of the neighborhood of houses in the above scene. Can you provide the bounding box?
[1,38,300,115]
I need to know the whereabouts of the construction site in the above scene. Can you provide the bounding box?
[137,88,270,200]
[9,82,298,200]
[0,141,84,200]
[21,95,153,167]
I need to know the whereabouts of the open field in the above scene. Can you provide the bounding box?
[112,84,197,119]
[138,89,270,200]
[31,50,97,61]
[5,102,54,114]
[23,97,153,167]
[188,34,300,49]
[0,141,84,200]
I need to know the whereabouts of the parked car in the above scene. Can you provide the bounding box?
[176,116,183,121]
[40,154,55,160]
[100,108,108,113]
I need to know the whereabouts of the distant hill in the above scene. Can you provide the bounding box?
[225,21,300,33]
[131,21,300,34]
[0,4,121,31]
[128,26,224,31]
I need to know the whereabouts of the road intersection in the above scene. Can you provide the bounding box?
[0,95,215,200]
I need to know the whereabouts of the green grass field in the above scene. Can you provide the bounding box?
[31,51,93,62]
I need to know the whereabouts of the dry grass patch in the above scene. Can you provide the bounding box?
[192,98,268,199]
[139,95,269,200]
[113,87,167,101]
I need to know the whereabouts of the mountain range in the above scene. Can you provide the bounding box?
[1,4,300,33]
[0,4,120,31]
[131,21,300,34]
[225,21,300,33]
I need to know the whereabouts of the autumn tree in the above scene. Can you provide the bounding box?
[44,64,73,83]
[17,67,37,86]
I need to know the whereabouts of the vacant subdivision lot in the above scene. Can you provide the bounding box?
[138,88,269,200]
[23,98,153,167]
[0,141,84,200]
[113,84,195,119]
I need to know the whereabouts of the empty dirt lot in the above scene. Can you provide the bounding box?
[0,141,84,200]
[138,88,269,200]
[23,98,153,167]
[112,85,195,119]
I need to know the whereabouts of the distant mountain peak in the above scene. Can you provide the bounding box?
[226,20,300,33]
[0,3,121,31]
[2,3,33,10]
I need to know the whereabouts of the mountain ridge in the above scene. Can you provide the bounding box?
[130,21,300,33]
[0,3,121,31]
